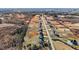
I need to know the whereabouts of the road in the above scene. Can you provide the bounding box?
[41,14,55,50]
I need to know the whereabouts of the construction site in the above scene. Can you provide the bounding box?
[0,8,79,50]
